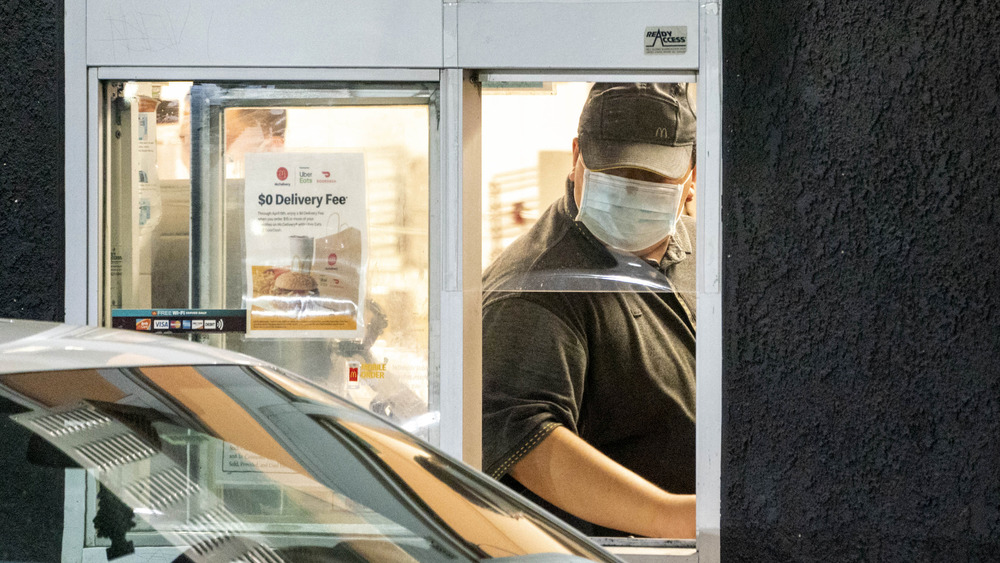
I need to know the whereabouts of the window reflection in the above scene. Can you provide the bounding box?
[102,81,435,434]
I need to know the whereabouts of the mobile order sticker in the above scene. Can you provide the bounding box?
[645,26,687,55]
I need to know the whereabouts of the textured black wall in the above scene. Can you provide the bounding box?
[0,3,65,557]
[0,0,65,321]
[722,1,1000,560]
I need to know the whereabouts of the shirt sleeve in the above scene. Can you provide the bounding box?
[481,295,588,479]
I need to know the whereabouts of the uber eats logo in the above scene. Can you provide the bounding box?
[645,26,688,55]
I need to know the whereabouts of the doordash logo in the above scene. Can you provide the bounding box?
[276,167,289,181]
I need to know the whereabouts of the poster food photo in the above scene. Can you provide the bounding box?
[245,152,368,339]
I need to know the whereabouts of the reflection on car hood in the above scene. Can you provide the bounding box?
[0,319,260,374]
[0,320,621,562]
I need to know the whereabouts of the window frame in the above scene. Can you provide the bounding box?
[64,1,723,558]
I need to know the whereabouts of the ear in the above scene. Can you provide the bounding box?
[684,166,697,202]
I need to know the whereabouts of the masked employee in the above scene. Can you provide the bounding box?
[482,83,697,538]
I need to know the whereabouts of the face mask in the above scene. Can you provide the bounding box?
[576,168,688,252]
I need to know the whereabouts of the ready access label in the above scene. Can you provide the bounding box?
[645,26,688,55]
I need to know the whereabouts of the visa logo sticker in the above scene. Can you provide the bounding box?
[153,319,170,330]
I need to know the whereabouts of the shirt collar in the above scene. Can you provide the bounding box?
[661,219,692,268]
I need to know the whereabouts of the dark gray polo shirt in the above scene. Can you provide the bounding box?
[482,181,696,535]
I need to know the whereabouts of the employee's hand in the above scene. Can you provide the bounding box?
[510,425,696,538]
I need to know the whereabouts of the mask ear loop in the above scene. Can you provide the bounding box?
[663,169,695,237]
[575,168,592,222]
[679,167,694,187]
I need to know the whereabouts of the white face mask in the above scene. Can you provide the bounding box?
[576,168,688,252]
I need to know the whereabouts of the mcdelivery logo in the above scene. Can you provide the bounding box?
[276,167,289,181]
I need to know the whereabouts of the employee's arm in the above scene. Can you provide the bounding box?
[510,425,695,539]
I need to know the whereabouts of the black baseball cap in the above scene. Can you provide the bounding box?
[577,83,696,179]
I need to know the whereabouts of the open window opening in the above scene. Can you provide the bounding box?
[477,79,698,547]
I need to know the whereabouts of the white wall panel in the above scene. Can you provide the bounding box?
[456,1,698,69]
[86,0,443,67]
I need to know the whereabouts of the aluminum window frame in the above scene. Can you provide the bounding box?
[65,1,723,559]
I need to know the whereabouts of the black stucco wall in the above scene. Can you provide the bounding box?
[0,0,65,321]
[0,3,65,558]
[722,1,1000,560]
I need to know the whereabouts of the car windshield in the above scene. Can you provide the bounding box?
[0,364,615,562]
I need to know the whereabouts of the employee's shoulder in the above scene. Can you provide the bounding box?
[483,206,600,294]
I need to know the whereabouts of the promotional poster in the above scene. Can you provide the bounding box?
[244,152,368,339]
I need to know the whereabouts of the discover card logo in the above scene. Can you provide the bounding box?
[645,26,687,55]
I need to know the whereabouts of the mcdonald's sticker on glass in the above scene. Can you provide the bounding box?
[347,361,361,389]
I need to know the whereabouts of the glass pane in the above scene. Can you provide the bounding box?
[101,81,436,440]
[481,82,591,271]
[481,81,698,293]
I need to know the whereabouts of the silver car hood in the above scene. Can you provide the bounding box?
[0,319,259,374]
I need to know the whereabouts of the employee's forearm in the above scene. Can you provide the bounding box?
[509,426,695,538]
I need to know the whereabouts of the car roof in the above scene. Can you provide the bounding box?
[0,318,260,374]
